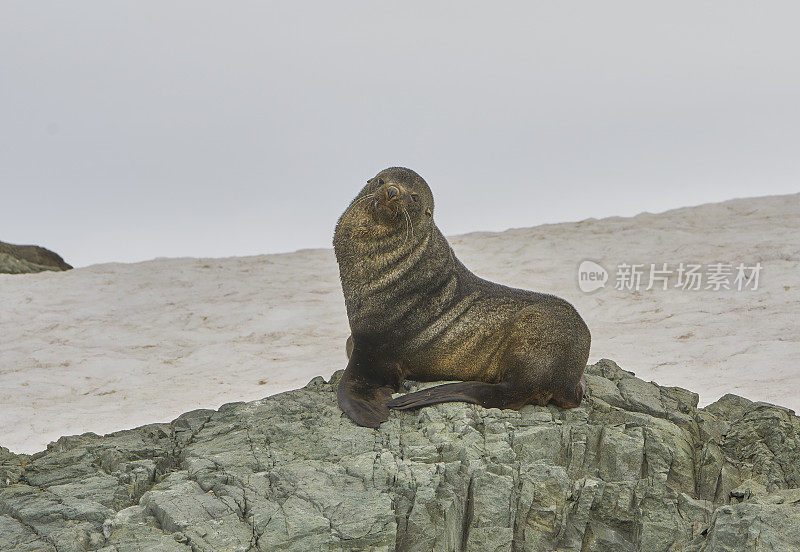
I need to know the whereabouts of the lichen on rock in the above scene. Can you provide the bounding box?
[0,241,72,274]
[1,359,799,551]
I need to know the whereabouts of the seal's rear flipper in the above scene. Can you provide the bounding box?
[387,381,523,410]
[337,371,393,428]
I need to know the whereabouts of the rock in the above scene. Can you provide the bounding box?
[0,241,72,274]
[1,359,799,551]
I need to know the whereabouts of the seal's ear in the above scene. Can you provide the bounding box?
[425,208,432,217]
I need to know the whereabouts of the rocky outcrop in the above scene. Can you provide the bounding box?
[1,359,799,551]
[0,241,72,274]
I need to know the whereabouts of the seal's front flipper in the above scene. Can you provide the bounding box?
[337,370,393,428]
[387,381,518,410]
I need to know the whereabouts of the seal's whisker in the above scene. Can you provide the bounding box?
[348,193,376,211]
[354,192,376,205]
[402,208,412,246]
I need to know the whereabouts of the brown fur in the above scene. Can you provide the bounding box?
[333,167,590,428]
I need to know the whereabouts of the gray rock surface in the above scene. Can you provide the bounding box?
[1,359,799,551]
[0,241,72,274]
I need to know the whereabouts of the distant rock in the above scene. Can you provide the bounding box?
[1,359,799,551]
[0,241,72,274]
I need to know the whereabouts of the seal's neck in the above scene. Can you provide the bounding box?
[334,206,458,338]
[334,209,431,296]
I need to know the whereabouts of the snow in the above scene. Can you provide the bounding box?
[2,192,798,454]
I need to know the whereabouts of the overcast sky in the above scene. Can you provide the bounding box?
[2,2,798,267]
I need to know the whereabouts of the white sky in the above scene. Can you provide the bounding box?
[2,2,799,267]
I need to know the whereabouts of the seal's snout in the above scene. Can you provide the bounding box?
[386,185,400,201]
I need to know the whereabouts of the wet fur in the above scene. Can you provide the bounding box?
[333,167,591,428]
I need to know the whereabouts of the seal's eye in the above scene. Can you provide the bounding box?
[377,178,384,185]
[411,193,419,203]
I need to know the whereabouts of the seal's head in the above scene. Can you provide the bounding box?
[343,167,435,239]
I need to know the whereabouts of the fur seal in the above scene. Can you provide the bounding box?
[333,167,591,428]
